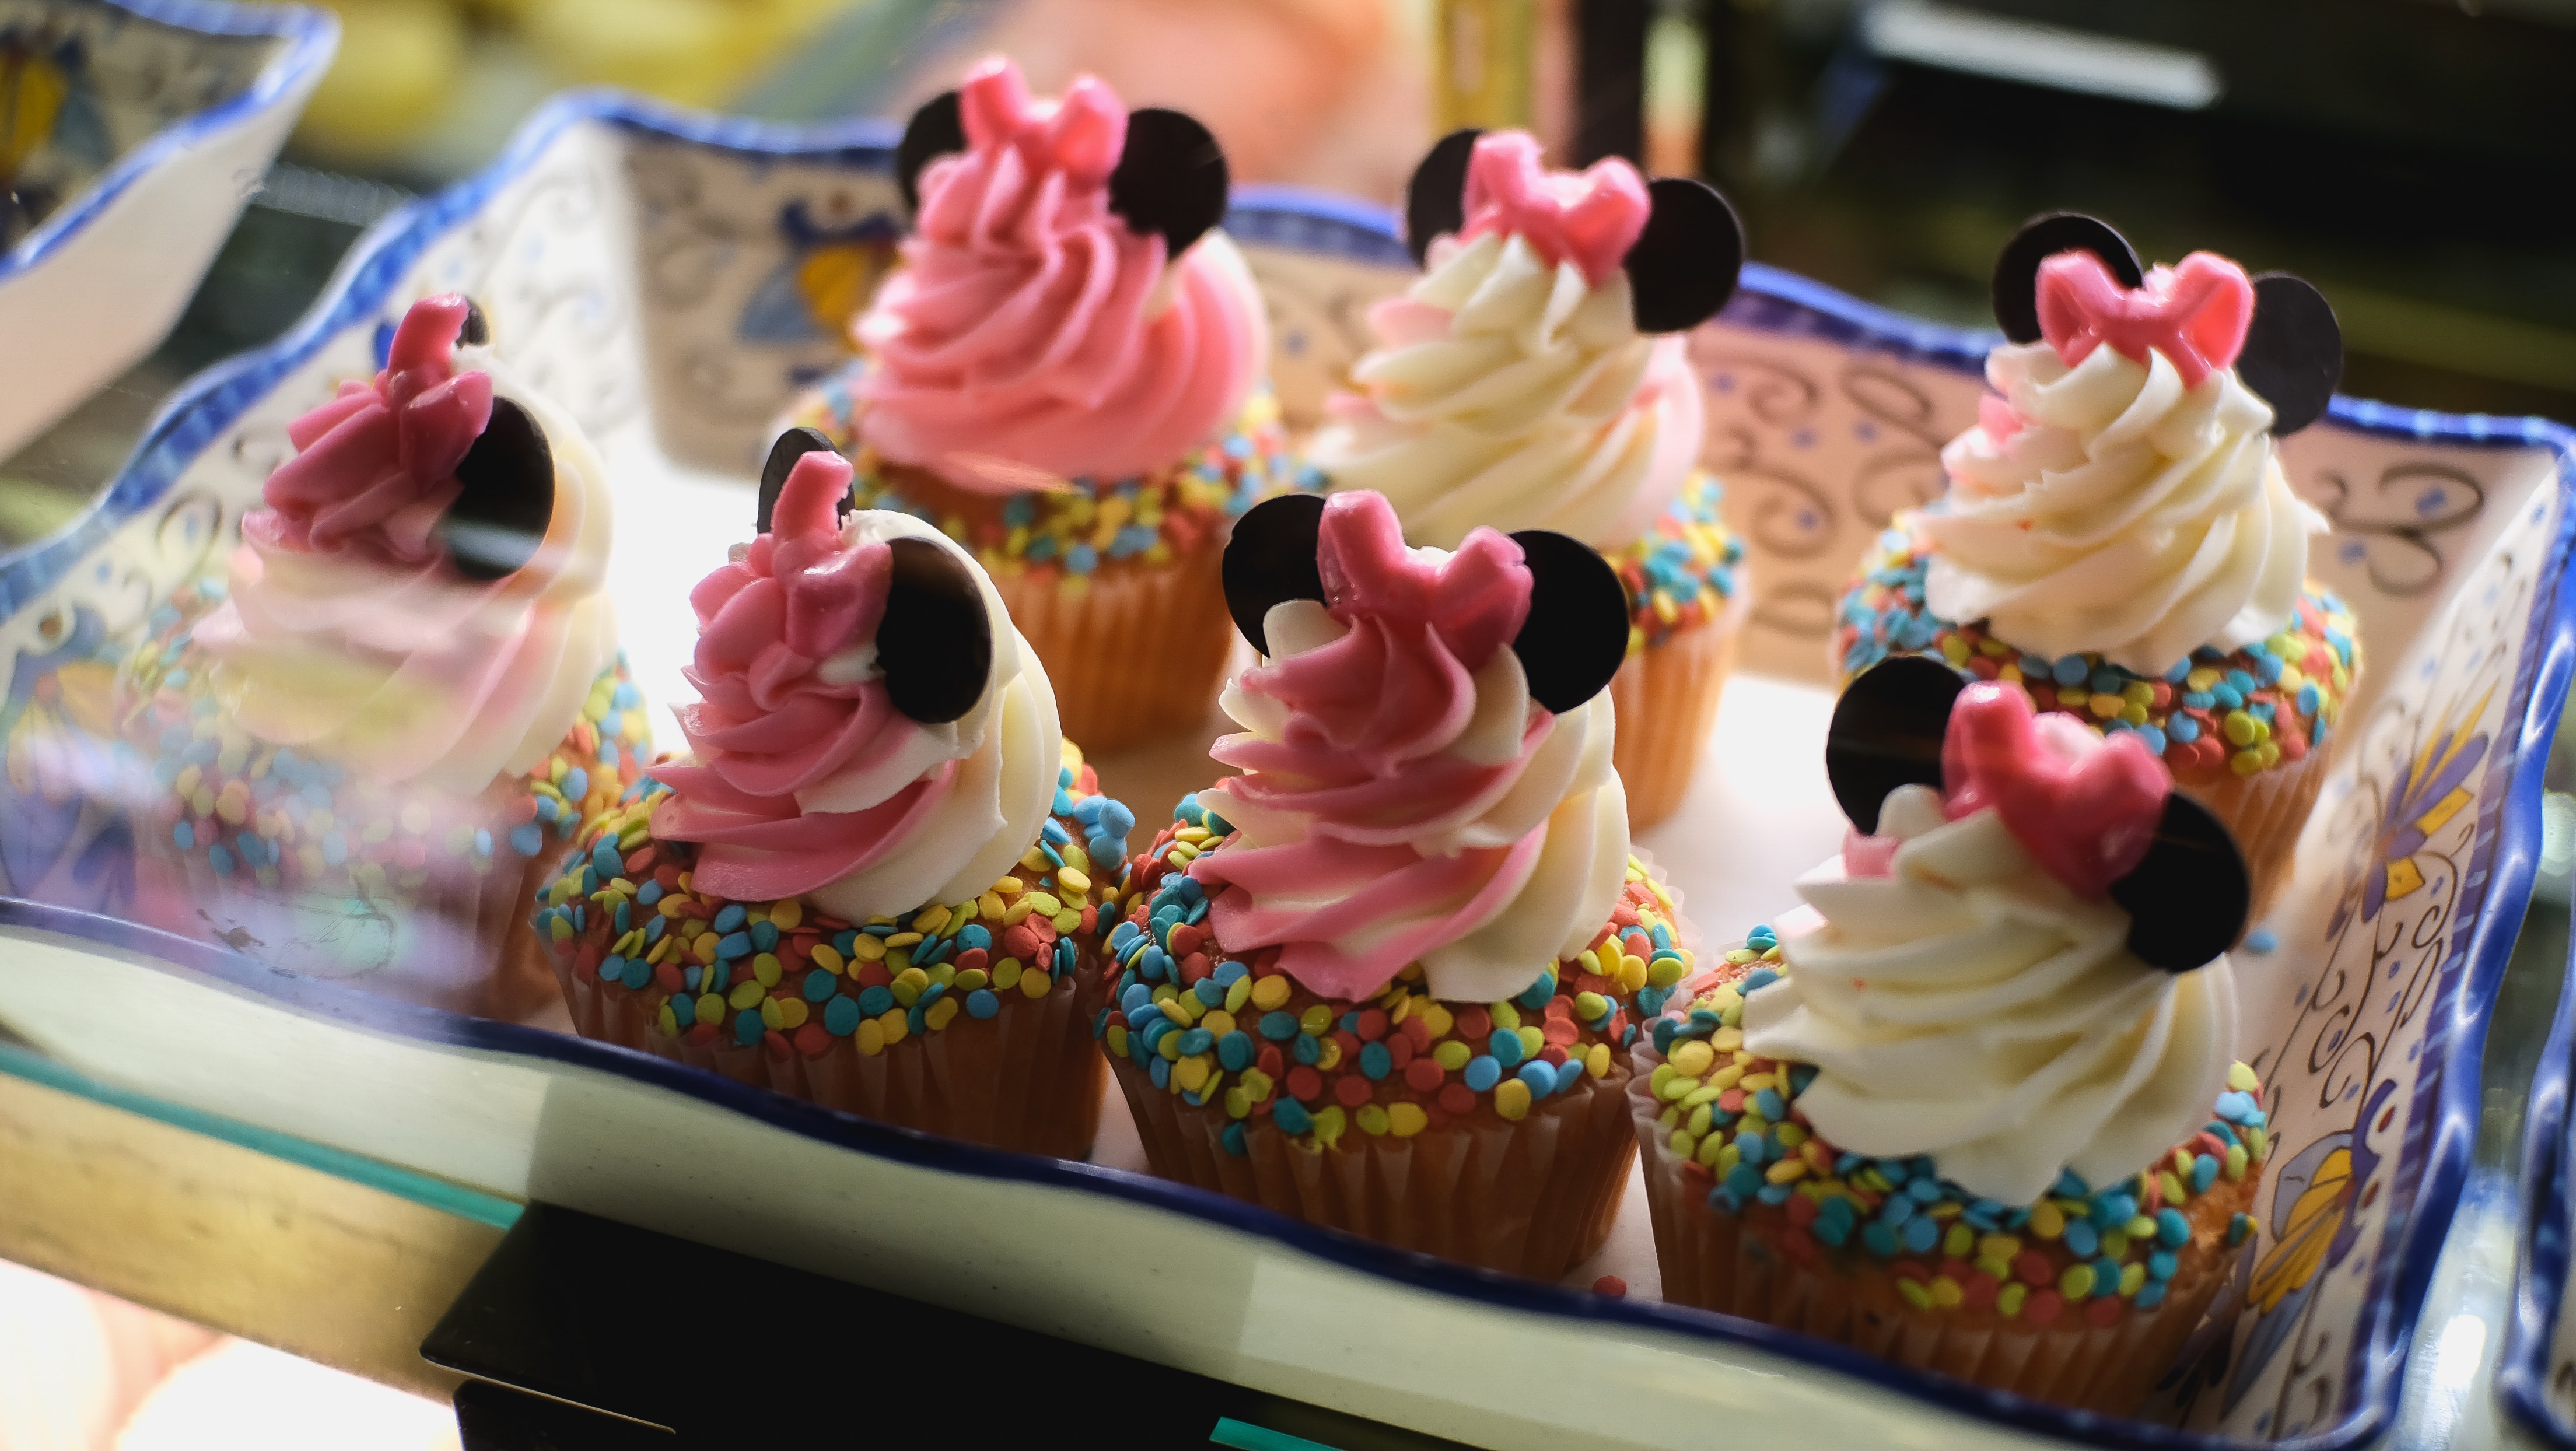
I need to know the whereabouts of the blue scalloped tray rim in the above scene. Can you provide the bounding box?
[6,85,2576,1451]
[0,0,338,281]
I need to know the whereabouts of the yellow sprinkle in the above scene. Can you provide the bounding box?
[852,934,887,962]
[1388,1102,1427,1137]
[1765,1158,1808,1184]
[727,981,766,1011]
[2029,1202,2066,1240]
[1669,1040,1716,1077]
[2228,1062,2260,1093]
[2059,1264,2095,1299]
[769,899,802,930]
[752,952,783,988]
[1175,1056,1211,1092]
[696,992,723,1022]
[1059,867,1091,895]
[811,944,845,975]
[857,1020,886,1056]
[1586,1042,1611,1078]
[1249,975,1292,1011]
[925,996,960,1032]
[1493,1079,1532,1121]
[878,1008,909,1045]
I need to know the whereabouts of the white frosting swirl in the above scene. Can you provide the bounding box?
[1922,339,2327,675]
[198,353,618,797]
[1303,230,1704,550]
[1741,784,2236,1205]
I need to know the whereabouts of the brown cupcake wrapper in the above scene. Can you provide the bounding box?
[135,832,561,1021]
[554,951,1106,1159]
[1610,600,1744,830]
[1107,1051,1636,1279]
[2182,745,2336,925]
[1626,1041,2252,1414]
[992,546,1234,755]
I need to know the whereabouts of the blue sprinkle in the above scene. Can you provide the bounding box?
[2149,1249,2179,1281]
[672,993,697,1027]
[735,1011,765,1045]
[684,965,703,991]
[1222,1123,1248,1156]
[2169,714,2201,744]
[967,989,1000,1019]
[1861,1221,1901,1258]
[713,904,747,933]
[1880,1194,1913,1227]
[2094,1193,2138,1228]
[2052,656,2089,686]
[1259,1011,1299,1040]
[2136,1280,2168,1309]
[1193,979,1226,1008]
[1743,968,1780,994]
[1360,1042,1393,1080]
[2192,1154,2221,1193]
[1275,1100,1314,1134]
[1178,1027,1214,1056]
[804,972,838,1003]
[1217,1032,1254,1071]
[562,768,589,801]
[638,881,664,906]
[1553,1059,1586,1094]
[173,821,195,850]
[620,957,652,990]
[508,823,543,857]
[1899,1215,1940,1255]
[1464,1056,1503,1092]
[1148,1057,1169,1088]
[1517,1061,1555,1097]
[2135,724,2167,755]
[1489,1031,1525,1068]
[2064,1219,2100,1258]
[1292,1033,1321,1065]
[646,916,667,944]
[1736,1131,1770,1166]
[716,931,751,959]
[1754,1088,1786,1121]
[207,843,235,876]
[2214,1091,2259,1123]
[2156,1208,2191,1246]
[1726,1163,1766,1199]
[1214,959,1250,986]
[2246,929,2277,953]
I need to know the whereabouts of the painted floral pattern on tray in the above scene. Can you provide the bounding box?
[1,111,2572,1447]
[0,0,282,247]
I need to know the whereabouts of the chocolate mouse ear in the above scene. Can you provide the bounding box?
[440,398,555,581]
[1992,212,2143,344]
[2108,794,2251,971]
[1625,177,1743,334]
[1222,493,1328,656]
[2236,273,2342,435]
[457,296,491,347]
[895,89,965,215]
[757,427,843,535]
[1825,656,1965,833]
[1110,108,1230,258]
[878,537,992,724]
[1508,530,1630,714]
[1404,127,1483,268]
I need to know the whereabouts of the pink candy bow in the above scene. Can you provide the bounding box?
[688,451,890,705]
[2036,250,2254,388]
[1458,131,1648,287]
[1940,682,2170,899]
[957,55,1125,190]
[261,294,493,562]
[1316,492,1530,670]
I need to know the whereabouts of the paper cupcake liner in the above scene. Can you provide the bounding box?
[1610,595,1743,830]
[2184,745,2335,925]
[1108,1052,1636,1279]
[134,824,561,1020]
[993,545,1233,755]
[1626,1040,2251,1413]
[554,948,1107,1159]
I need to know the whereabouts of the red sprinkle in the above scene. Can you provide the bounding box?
[1333,1075,1374,1109]
[1402,1059,1445,1092]
[2024,1289,2064,1327]
[1286,1066,1323,1102]
[1591,1275,1628,1297]
[1438,1083,1476,1116]
[2084,1296,2125,1327]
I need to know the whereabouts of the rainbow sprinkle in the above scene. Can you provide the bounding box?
[1094,795,1685,1151]
[536,742,1134,1059]
[1610,472,1742,656]
[1653,931,2272,1327]
[781,362,1298,598]
[1836,524,2358,781]
[123,576,650,896]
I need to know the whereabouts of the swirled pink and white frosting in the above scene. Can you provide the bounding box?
[649,451,1059,920]
[1923,250,2327,675]
[190,294,617,797]
[1187,491,1629,1003]
[852,57,1268,493]
[1305,131,1703,550]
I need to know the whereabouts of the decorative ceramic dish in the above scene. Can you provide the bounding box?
[0,0,334,461]
[2,89,2572,1450]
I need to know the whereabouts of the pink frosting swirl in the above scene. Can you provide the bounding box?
[188,295,618,795]
[1188,492,1629,1002]
[650,451,953,903]
[852,56,1266,492]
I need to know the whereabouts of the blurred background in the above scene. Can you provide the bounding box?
[10,0,2576,549]
[5,1,2576,1445]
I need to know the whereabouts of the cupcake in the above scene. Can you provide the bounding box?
[778,55,1284,753]
[1838,213,2357,914]
[117,294,640,1019]
[1301,128,1748,828]
[536,436,1134,1158]
[1636,656,2269,1412]
[1096,489,1689,1277]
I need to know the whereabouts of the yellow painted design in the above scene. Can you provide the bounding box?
[2249,1147,2351,1315]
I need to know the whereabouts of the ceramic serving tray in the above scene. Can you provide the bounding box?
[0,0,335,461]
[3,89,2573,1451]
